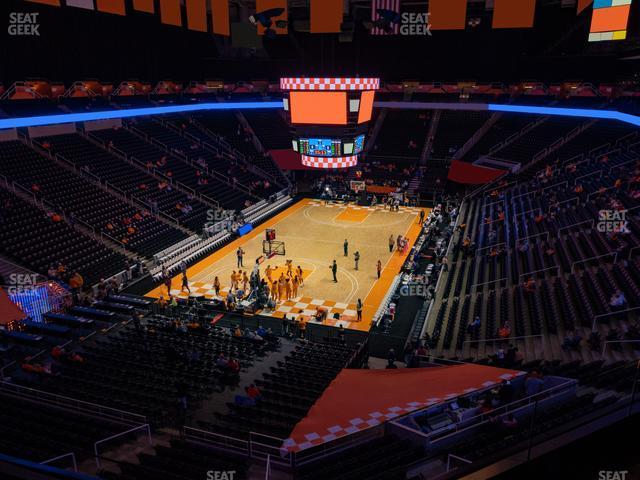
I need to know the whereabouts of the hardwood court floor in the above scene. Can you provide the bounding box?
[147,198,427,331]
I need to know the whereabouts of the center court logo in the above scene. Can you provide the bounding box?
[8,12,40,36]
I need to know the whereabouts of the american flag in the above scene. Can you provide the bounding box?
[370,0,401,35]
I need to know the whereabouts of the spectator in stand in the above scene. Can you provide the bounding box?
[610,290,627,311]
[246,384,262,401]
[525,371,545,396]
[562,330,582,351]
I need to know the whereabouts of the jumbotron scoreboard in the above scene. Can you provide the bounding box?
[280,77,380,168]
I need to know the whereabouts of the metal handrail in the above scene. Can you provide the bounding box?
[601,339,640,357]
[94,423,151,468]
[571,252,616,273]
[446,453,472,472]
[558,218,594,233]
[592,306,640,331]
[471,277,507,289]
[516,231,549,245]
[0,381,146,425]
[518,265,559,280]
[40,452,77,472]
[463,334,544,344]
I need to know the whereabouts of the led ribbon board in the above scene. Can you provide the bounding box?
[0,101,284,129]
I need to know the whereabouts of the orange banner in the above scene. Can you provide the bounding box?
[160,0,182,26]
[96,0,125,15]
[310,0,343,33]
[132,0,154,14]
[492,0,536,29]
[578,0,593,14]
[211,0,230,36]
[186,0,207,31]
[429,0,467,30]
[25,0,60,5]
[256,0,288,35]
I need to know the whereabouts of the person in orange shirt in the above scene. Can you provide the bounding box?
[614,178,622,189]
[296,266,304,286]
[213,276,221,296]
[230,271,237,291]
[498,211,505,222]
[242,271,249,292]
[270,281,278,301]
[524,277,535,293]
[277,275,286,302]
[292,275,299,298]
[574,184,584,194]
[265,265,273,283]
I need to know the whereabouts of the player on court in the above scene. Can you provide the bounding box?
[286,259,293,277]
[331,260,338,282]
[230,271,237,291]
[292,275,299,298]
[296,266,304,286]
[285,277,292,300]
[181,271,190,293]
[277,274,286,302]
[270,281,278,301]
[377,260,382,279]
[265,265,273,283]
[213,276,221,296]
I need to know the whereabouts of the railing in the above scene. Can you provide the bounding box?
[183,426,249,455]
[0,381,147,425]
[471,277,507,290]
[446,454,472,472]
[601,339,640,357]
[551,196,580,212]
[249,432,293,467]
[463,333,544,345]
[558,218,594,233]
[518,265,560,280]
[40,452,77,472]
[592,306,640,331]
[476,242,505,253]
[94,424,151,469]
[428,377,576,443]
[516,231,549,245]
[574,169,603,185]
[571,252,616,273]
[0,361,17,380]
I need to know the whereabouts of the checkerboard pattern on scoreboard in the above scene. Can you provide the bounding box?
[280,77,380,91]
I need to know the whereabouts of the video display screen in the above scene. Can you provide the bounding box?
[289,91,348,125]
[354,134,365,154]
[299,138,342,157]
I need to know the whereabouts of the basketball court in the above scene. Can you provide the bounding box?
[146,198,428,331]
